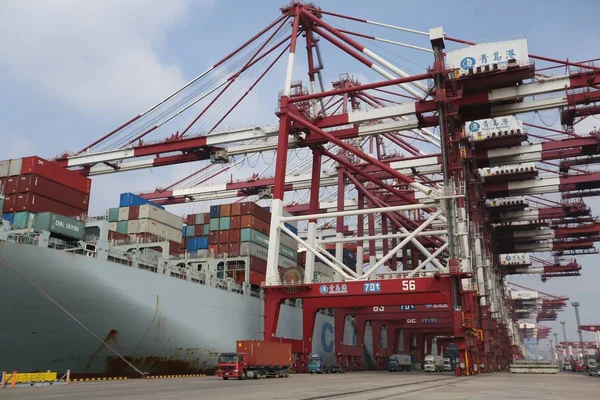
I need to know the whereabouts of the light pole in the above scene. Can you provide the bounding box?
[553,332,560,363]
[571,302,587,369]
[560,321,569,360]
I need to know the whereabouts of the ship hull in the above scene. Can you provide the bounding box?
[0,240,337,375]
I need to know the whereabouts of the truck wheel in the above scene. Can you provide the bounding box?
[241,370,247,380]
[223,377,229,380]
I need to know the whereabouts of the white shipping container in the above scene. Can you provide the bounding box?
[139,204,183,230]
[108,222,118,232]
[127,220,139,234]
[118,207,129,221]
[279,232,298,249]
[239,242,297,268]
[8,158,22,177]
[466,115,524,140]
[446,39,529,75]
[138,218,183,243]
[0,160,10,177]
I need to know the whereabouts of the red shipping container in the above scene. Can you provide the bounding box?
[5,177,19,194]
[240,215,270,235]
[17,174,89,211]
[204,213,211,224]
[195,224,203,234]
[249,256,267,273]
[240,202,271,223]
[209,231,219,245]
[220,204,231,217]
[182,237,188,249]
[231,203,241,216]
[169,241,182,255]
[108,230,129,241]
[249,270,266,287]
[2,194,16,213]
[0,177,6,194]
[218,244,230,254]
[229,229,241,243]
[236,340,291,367]
[229,242,240,256]
[185,214,196,225]
[14,193,84,217]
[208,244,219,256]
[218,230,230,243]
[21,156,92,194]
[230,216,241,229]
[128,206,140,220]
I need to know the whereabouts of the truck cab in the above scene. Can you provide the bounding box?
[308,353,324,374]
[217,352,247,380]
[443,358,452,371]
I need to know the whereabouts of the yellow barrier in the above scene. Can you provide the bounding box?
[2,372,57,385]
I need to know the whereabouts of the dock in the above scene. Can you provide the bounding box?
[2,371,598,399]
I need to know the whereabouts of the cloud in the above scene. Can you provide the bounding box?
[0,0,212,116]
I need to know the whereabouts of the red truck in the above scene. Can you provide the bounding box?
[217,340,292,380]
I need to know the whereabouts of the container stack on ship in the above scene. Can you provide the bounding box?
[183,202,299,287]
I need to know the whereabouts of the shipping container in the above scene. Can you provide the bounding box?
[117,221,128,234]
[1,213,15,224]
[209,231,219,245]
[188,237,198,251]
[17,174,90,211]
[230,216,241,230]
[210,205,220,218]
[5,177,19,194]
[231,203,241,216]
[197,237,209,249]
[236,340,292,368]
[137,218,183,243]
[204,213,211,224]
[0,177,6,194]
[108,208,119,222]
[249,270,266,287]
[108,230,129,241]
[138,204,183,230]
[194,214,204,225]
[203,224,210,235]
[209,218,220,231]
[20,156,91,194]
[219,217,231,230]
[0,160,10,177]
[13,193,85,217]
[8,159,23,177]
[220,204,231,217]
[12,211,37,229]
[186,225,196,237]
[119,192,164,209]
[279,232,298,250]
[186,214,196,225]
[118,207,129,221]
[34,212,85,240]
[127,220,140,234]
[239,202,271,223]
[128,206,140,220]
[208,244,219,256]
[239,242,297,268]
[240,215,269,235]
[230,229,241,243]
[109,222,118,232]
[218,230,230,243]
[2,194,16,213]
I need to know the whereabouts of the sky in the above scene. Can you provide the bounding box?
[1,0,599,344]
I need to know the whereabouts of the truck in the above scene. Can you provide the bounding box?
[388,354,411,372]
[217,340,291,380]
[443,358,452,371]
[308,353,325,374]
[587,359,597,371]
[424,355,444,372]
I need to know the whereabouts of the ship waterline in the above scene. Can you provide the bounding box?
[0,239,340,375]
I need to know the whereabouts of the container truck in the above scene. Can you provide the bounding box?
[424,355,444,372]
[308,353,324,374]
[388,354,411,372]
[443,358,452,371]
[217,340,291,380]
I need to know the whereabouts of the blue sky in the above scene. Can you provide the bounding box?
[1,0,599,345]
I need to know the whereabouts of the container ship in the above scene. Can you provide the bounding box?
[0,156,359,376]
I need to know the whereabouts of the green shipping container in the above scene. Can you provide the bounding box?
[209,218,220,231]
[240,228,297,260]
[13,212,37,229]
[203,224,209,235]
[108,208,119,222]
[186,225,195,237]
[34,212,85,240]
[117,221,128,234]
[219,217,231,231]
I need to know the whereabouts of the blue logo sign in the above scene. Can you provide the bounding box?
[400,305,416,311]
[319,285,329,294]
[469,121,480,132]
[363,282,381,293]
[460,56,476,70]
[425,304,433,309]
[321,322,334,353]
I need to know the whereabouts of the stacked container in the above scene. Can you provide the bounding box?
[0,156,91,232]
[183,202,299,286]
[108,193,184,254]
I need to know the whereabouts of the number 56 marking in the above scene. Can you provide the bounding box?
[402,280,416,291]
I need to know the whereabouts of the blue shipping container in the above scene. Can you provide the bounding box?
[209,205,220,218]
[182,226,187,238]
[284,222,298,236]
[197,237,209,249]
[1,213,14,224]
[119,192,165,210]
[187,237,198,250]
